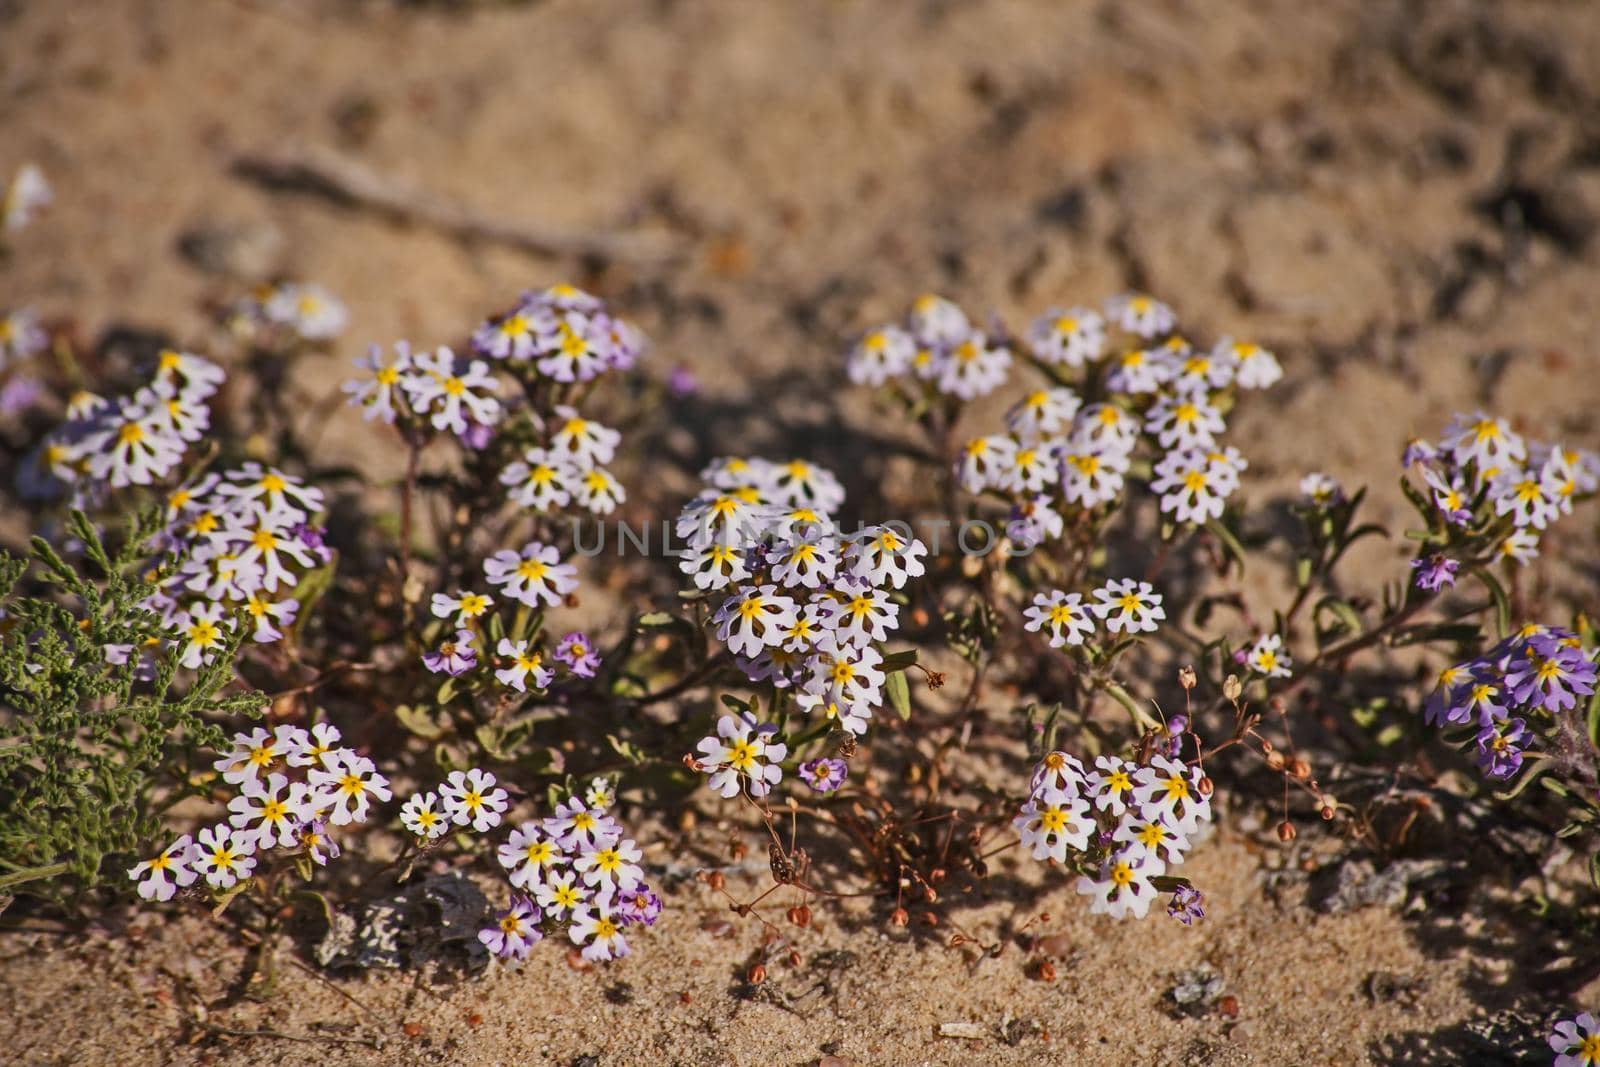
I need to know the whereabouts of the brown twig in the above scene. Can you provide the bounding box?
[232,145,681,265]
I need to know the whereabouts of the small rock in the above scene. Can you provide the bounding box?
[175,220,283,280]
[1313,856,1452,914]
[1169,966,1225,1017]
[1037,933,1073,957]
[937,1022,986,1040]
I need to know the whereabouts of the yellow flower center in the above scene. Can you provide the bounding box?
[517,559,548,581]
[727,739,759,770]
[118,422,145,444]
[443,376,466,396]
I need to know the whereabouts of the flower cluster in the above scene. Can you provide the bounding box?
[1424,624,1598,780]
[677,455,926,759]
[1013,748,1212,920]
[418,540,596,699]
[127,722,387,900]
[131,463,329,666]
[229,281,349,345]
[851,293,1272,551]
[20,349,224,505]
[469,283,644,381]
[1401,413,1599,581]
[845,293,1012,400]
[1023,580,1166,649]
[344,284,641,507]
[396,771,657,964]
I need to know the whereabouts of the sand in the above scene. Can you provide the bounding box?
[3,0,1600,1063]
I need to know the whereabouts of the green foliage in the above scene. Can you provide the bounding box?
[0,510,265,900]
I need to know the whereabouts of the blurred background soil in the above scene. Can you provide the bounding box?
[3,0,1600,1063]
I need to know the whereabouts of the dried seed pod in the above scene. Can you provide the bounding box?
[1036,959,1058,982]
[1289,757,1311,780]
[1197,776,1214,796]
[1178,665,1198,690]
[1265,750,1285,771]
[890,907,910,928]
[787,905,811,927]
[706,871,725,892]
[1223,675,1243,701]
[1319,801,1337,821]
[747,964,766,985]
[1277,821,1296,842]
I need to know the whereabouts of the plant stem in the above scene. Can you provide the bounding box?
[0,860,71,893]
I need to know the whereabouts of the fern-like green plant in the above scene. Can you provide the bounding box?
[0,509,264,901]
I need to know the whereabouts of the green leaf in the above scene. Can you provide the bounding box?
[395,703,446,740]
[1314,595,1363,640]
[637,612,677,628]
[885,669,911,720]
[1205,517,1247,575]
[285,557,338,642]
[606,733,648,766]
[880,648,919,673]
[1471,567,1512,638]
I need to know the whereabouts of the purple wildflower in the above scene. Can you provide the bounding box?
[1161,714,1188,759]
[555,631,600,678]
[665,364,699,398]
[479,896,543,961]
[296,818,340,866]
[616,884,663,927]
[0,374,43,418]
[1549,1012,1600,1067]
[291,523,334,564]
[1474,717,1528,779]
[424,628,477,676]
[797,757,848,794]
[458,419,495,450]
[1504,632,1597,714]
[1400,439,1437,467]
[1410,553,1459,592]
[1166,885,1205,925]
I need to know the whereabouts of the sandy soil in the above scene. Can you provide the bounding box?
[4,0,1600,1063]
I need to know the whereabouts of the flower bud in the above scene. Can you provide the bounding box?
[1319,801,1337,821]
